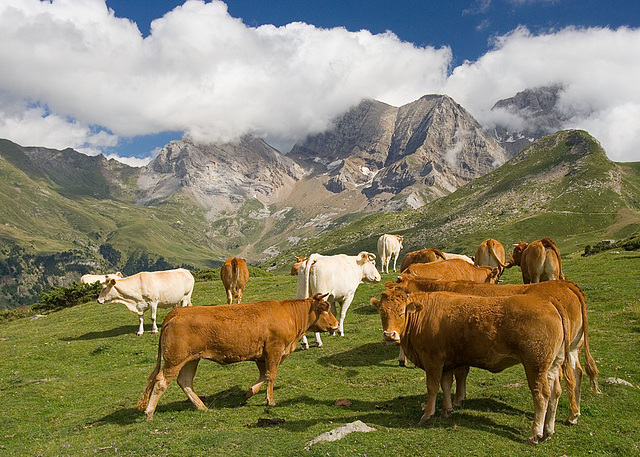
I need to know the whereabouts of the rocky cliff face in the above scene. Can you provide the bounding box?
[290,95,507,209]
[490,85,570,156]
[137,135,306,216]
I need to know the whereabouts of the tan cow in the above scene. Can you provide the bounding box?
[98,268,194,336]
[405,259,500,284]
[290,256,307,276]
[220,257,250,304]
[371,288,574,444]
[509,238,566,283]
[137,293,339,420]
[399,248,447,272]
[80,272,123,284]
[386,276,601,423]
[377,234,404,273]
[474,239,507,275]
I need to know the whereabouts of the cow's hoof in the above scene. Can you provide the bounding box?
[440,409,452,419]
[152,329,159,334]
[136,332,143,337]
[315,342,323,348]
[144,411,154,421]
[398,361,407,367]
[525,436,541,446]
[300,343,309,350]
[418,414,432,425]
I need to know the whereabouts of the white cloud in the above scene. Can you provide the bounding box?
[0,1,639,162]
[444,26,640,161]
[0,0,451,153]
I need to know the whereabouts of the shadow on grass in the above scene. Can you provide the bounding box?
[315,342,400,367]
[61,325,143,340]
[95,390,530,443]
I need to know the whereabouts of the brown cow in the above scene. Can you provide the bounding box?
[290,256,307,276]
[399,248,446,272]
[405,258,500,284]
[474,239,507,275]
[386,276,601,423]
[137,293,339,421]
[371,288,574,444]
[220,257,250,304]
[509,238,566,283]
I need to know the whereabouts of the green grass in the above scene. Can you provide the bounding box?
[1,250,639,456]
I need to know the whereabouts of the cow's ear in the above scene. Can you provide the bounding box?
[107,278,117,287]
[370,297,380,310]
[406,302,422,314]
[115,272,123,278]
[368,253,376,262]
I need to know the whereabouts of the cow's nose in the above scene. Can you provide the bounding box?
[97,298,103,304]
[383,330,400,342]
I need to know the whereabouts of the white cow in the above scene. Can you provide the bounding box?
[97,268,194,336]
[377,234,404,273]
[81,272,123,284]
[441,252,474,264]
[297,252,381,348]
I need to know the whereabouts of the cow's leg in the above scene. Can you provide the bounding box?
[524,366,551,445]
[328,302,338,336]
[419,366,443,424]
[226,288,233,305]
[144,365,180,421]
[543,364,563,441]
[392,253,398,272]
[337,295,354,336]
[440,370,454,418]
[566,354,583,425]
[237,287,243,304]
[452,366,470,407]
[300,335,310,350]
[314,332,323,347]
[137,312,145,336]
[245,360,267,401]
[264,356,281,406]
[398,346,407,367]
[150,303,160,334]
[177,359,207,411]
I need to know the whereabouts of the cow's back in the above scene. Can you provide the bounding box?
[138,268,194,305]
[406,259,495,283]
[308,255,360,301]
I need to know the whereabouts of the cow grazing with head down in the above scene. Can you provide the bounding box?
[290,256,307,276]
[371,287,574,444]
[400,248,447,272]
[386,276,601,423]
[97,268,194,336]
[137,293,339,420]
[297,252,381,348]
[405,258,500,284]
[474,238,507,275]
[377,234,404,273]
[509,238,566,283]
[80,272,123,284]
[220,257,250,304]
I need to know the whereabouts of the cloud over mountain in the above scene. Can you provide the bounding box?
[0,1,639,162]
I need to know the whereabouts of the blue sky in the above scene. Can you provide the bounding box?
[1,0,639,164]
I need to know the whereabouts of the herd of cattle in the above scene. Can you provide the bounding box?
[81,235,598,444]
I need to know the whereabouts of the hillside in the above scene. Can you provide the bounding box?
[265,130,640,270]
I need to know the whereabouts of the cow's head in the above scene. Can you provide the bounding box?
[357,251,381,283]
[370,288,421,344]
[290,256,307,276]
[308,293,339,333]
[508,241,528,267]
[396,235,404,249]
[97,278,118,304]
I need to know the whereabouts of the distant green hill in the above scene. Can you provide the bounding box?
[266,130,640,268]
[2,130,639,308]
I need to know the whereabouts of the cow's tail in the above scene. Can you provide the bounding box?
[137,326,165,411]
[567,281,601,394]
[556,304,579,415]
[487,240,507,271]
[542,238,566,280]
[231,258,240,298]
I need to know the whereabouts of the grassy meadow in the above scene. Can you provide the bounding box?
[0,250,639,456]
